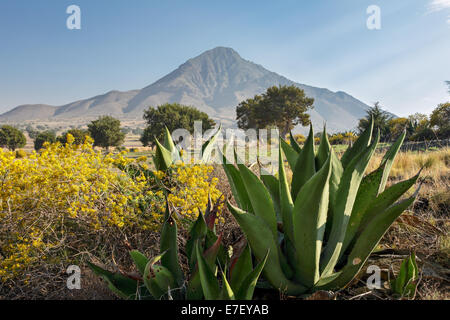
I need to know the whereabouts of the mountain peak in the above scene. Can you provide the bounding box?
[182,46,244,70]
[0,47,370,132]
[199,46,241,58]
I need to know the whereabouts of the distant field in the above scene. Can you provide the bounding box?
[10,119,147,151]
[20,133,147,152]
[123,134,145,149]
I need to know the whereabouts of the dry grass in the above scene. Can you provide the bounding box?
[368,148,449,216]
[368,147,449,182]
[339,147,450,300]
[0,226,162,300]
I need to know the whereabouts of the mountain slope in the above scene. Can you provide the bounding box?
[54,90,140,118]
[0,104,57,122]
[0,47,370,132]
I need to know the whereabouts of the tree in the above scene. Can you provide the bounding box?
[430,103,450,130]
[408,113,428,127]
[57,129,90,145]
[0,125,26,151]
[121,127,132,134]
[387,117,409,140]
[140,103,215,147]
[132,128,144,135]
[87,116,125,150]
[236,95,264,130]
[34,131,56,151]
[236,85,314,137]
[430,102,450,139]
[446,81,450,94]
[25,125,39,139]
[410,127,436,141]
[357,102,392,142]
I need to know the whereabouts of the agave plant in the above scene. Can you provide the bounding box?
[88,197,266,300]
[118,125,222,182]
[222,120,421,295]
[390,252,419,299]
[196,242,269,300]
[153,126,222,171]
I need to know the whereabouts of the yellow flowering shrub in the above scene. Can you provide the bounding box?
[166,164,223,223]
[0,135,149,281]
[126,163,224,226]
[0,134,224,283]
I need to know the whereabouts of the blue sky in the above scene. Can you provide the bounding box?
[0,0,449,117]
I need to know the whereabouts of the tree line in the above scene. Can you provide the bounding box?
[0,106,216,152]
[1,83,448,151]
[0,116,126,151]
[236,84,449,144]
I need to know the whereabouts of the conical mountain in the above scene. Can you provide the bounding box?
[0,47,370,132]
